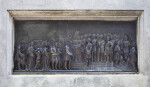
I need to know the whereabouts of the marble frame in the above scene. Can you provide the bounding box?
[7,10,143,75]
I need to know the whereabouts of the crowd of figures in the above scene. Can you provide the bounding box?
[14,32,137,71]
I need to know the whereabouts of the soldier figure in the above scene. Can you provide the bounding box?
[92,34,97,62]
[105,34,113,63]
[83,34,88,44]
[51,45,59,70]
[109,42,114,62]
[42,47,49,70]
[123,34,130,62]
[80,36,85,62]
[85,38,92,66]
[64,45,73,70]
[56,43,62,70]
[15,45,26,70]
[73,35,82,62]
[128,41,137,69]
[34,48,42,70]
[97,34,105,62]
[26,41,35,71]
[77,40,82,62]
[114,41,123,66]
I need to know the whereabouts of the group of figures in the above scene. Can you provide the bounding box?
[14,32,137,71]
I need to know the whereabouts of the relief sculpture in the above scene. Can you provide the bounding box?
[14,32,137,72]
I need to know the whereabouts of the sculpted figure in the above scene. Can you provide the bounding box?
[85,38,92,66]
[97,35,105,62]
[51,45,59,70]
[81,41,86,62]
[83,34,88,43]
[64,45,73,70]
[26,42,35,71]
[128,41,137,69]
[76,40,82,62]
[109,38,114,62]
[73,36,82,62]
[116,34,120,43]
[80,36,85,62]
[48,45,52,69]
[92,34,97,62]
[20,40,28,55]
[103,34,107,41]
[110,34,116,61]
[105,42,110,63]
[110,35,115,44]
[114,41,123,66]
[123,34,130,61]
[114,34,119,45]
[97,42,101,62]
[15,45,26,70]
[105,34,113,63]
[56,43,61,70]
[34,48,41,70]
[88,33,92,39]
[42,47,49,70]
[74,31,79,40]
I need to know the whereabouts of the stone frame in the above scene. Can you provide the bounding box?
[7,10,143,75]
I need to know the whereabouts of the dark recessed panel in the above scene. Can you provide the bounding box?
[14,20,138,72]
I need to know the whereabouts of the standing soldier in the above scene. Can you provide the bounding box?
[114,41,123,66]
[85,38,92,66]
[56,43,62,70]
[97,35,105,62]
[76,38,82,62]
[123,34,130,62]
[92,34,97,62]
[42,47,49,71]
[15,45,26,70]
[34,48,42,70]
[64,45,73,70]
[51,45,58,70]
[26,41,35,71]
[97,34,105,62]
[128,41,137,70]
[105,35,110,63]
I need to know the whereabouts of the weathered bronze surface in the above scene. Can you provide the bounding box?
[14,20,137,72]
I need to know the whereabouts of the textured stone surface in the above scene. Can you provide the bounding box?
[0,0,150,87]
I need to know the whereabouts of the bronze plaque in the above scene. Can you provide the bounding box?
[14,20,138,72]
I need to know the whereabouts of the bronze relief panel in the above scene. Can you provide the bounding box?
[14,20,137,72]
